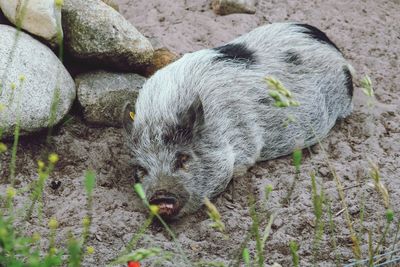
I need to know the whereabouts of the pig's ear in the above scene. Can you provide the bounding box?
[177,95,205,140]
[122,101,134,135]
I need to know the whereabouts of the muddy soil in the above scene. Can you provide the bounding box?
[1,0,400,266]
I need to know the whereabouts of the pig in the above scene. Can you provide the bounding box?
[122,22,353,219]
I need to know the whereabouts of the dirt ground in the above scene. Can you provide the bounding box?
[1,0,400,266]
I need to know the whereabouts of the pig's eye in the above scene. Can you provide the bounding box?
[174,153,190,171]
[134,166,148,182]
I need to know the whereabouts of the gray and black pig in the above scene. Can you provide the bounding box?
[122,22,353,218]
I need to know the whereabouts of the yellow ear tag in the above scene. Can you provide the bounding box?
[129,111,135,121]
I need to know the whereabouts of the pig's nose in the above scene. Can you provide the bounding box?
[149,191,181,219]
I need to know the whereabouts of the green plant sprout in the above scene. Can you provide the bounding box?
[360,75,375,107]
[326,200,340,266]
[368,161,390,208]
[242,248,251,267]
[9,75,25,186]
[265,76,300,108]
[204,197,226,233]
[25,153,59,220]
[289,240,300,267]
[311,172,325,264]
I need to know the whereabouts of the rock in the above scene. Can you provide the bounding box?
[211,0,256,15]
[62,0,153,71]
[144,48,178,77]
[76,71,145,126]
[0,0,62,44]
[101,0,119,12]
[143,37,178,77]
[0,25,75,137]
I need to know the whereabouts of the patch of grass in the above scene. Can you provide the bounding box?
[0,184,63,266]
[326,200,340,267]
[360,75,375,108]
[204,197,226,234]
[289,240,300,267]
[8,76,25,186]
[108,183,192,266]
[249,196,265,267]
[0,159,99,266]
[242,247,251,267]
[311,172,325,263]
[281,148,302,206]
[265,76,300,107]
[25,153,59,221]
[374,209,394,256]
[369,161,390,208]
[309,131,362,260]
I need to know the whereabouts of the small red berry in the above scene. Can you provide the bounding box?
[128,261,140,267]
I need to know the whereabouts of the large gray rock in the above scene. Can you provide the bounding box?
[0,25,75,138]
[212,0,256,15]
[0,0,62,44]
[101,0,119,12]
[62,0,153,71]
[76,71,145,126]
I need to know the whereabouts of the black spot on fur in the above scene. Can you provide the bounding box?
[284,50,303,65]
[295,23,341,52]
[163,96,204,145]
[162,131,173,145]
[343,66,353,97]
[213,43,256,67]
[162,125,193,146]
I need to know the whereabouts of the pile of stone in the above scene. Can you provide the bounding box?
[0,0,257,138]
[211,0,257,15]
[0,0,177,137]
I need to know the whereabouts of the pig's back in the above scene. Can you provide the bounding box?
[224,22,353,160]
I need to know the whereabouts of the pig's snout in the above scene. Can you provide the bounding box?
[149,191,181,219]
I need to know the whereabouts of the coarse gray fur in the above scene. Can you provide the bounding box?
[123,22,353,217]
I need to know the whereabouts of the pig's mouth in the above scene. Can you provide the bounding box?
[149,193,181,219]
